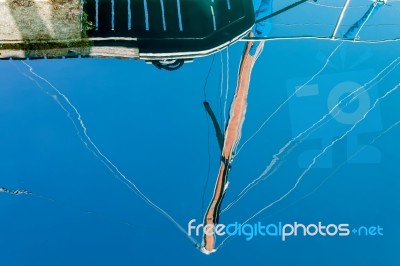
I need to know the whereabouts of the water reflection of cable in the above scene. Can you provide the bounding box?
[218,82,400,251]
[223,55,400,213]
[236,42,344,156]
[201,55,216,218]
[14,61,200,247]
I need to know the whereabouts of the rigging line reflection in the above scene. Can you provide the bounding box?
[288,117,400,211]
[219,52,225,126]
[217,82,400,251]
[241,36,400,43]
[223,47,230,127]
[236,42,343,156]
[16,61,199,247]
[202,55,216,217]
[265,115,400,223]
[223,55,400,213]
[331,0,351,39]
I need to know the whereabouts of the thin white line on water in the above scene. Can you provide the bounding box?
[331,0,351,39]
[95,0,99,30]
[128,0,132,30]
[177,0,183,31]
[218,82,400,251]
[160,0,167,31]
[223,55,400,213]
[111,0,115,30]
[19,61,200,249]
[144,0,149,30]
[236,42,343,156]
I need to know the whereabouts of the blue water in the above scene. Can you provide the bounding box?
[1,1,400,265]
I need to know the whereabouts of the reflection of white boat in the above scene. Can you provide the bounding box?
[0,0,255,69]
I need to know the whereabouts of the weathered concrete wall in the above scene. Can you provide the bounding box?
[0,0,89,58]
[0,0,139,59]
[0,0,83,41]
